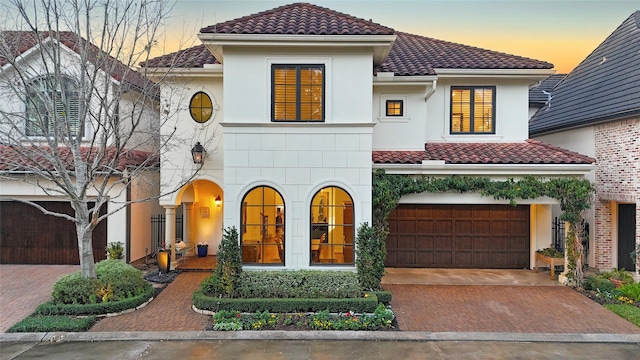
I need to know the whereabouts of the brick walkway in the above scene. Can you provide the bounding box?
[89,272,210,332]
[384,284,640,333]
[0,265,79,332]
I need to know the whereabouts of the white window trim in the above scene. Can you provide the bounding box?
[378,94,410,123]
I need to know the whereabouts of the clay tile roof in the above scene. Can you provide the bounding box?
[377,32,553,75]
[140,44,219,68]
[199,2,395,35]
[373,140,594,165]
[0,145,159,173]
[1,30,157,97]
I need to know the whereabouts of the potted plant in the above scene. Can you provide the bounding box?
[197,242,209,257]
[602,268,635,288]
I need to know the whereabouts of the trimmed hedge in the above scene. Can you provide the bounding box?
[367,291,392,305]
[36,282,153,316]
[7,315,97,333]
[193,290,379,313]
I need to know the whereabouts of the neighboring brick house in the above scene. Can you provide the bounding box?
[530,11,640,273]
[143,2,594,271]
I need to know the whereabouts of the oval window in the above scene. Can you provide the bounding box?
[189,91,213,123]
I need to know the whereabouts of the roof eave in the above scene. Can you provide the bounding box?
[434,68,555,79]
[142,64,224,80]
[373,163,595,176]
[530,109,640,136]
[197,33,397,64]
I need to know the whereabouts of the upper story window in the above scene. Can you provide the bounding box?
[26,76,80,137]
[450,86,495,134]
[189,91,213,123]
[385,100,403,117]
[272,64,324,122]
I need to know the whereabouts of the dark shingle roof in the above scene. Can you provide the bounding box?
[530,11,640,135]
[529,74,566,106]
[1,30,156,96]
[0,145,159,172]
[199,2,395,35]
[373,140,594,165]
[146,3,553,73]
[377,32,552,76]
[140,44,219,68]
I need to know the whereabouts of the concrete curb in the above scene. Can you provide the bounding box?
[2,331,640,343]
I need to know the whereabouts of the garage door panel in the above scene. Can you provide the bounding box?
[386,204,530,268]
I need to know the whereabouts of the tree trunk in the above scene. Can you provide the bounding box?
[76,209,96,278]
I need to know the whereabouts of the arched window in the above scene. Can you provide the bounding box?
[240,186,284,265]
[310,187,354,265]
[26,76,79,137]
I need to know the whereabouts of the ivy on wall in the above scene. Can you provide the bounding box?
[372,169,594,284]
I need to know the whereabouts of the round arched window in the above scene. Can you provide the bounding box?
[189,91,213,123]
[310,187,354,265]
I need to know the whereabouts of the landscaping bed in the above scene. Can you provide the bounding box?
[577,269,640,327]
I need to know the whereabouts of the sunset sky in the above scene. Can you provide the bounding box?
[163,0,639,74]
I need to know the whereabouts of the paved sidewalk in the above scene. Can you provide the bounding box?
[89,272,210,332]
[0,265,78,332]
[384,284,640,333]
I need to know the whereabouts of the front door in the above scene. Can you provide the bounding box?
[617,204,636,271]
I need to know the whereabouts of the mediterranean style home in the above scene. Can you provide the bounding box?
[0,31,162,265]
[530,11,640,273]
[143,2,595,271]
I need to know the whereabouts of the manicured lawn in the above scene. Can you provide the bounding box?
[604,304,640,327]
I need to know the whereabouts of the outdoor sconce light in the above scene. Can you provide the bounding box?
[215,195,221,207]
[191,142,205,164]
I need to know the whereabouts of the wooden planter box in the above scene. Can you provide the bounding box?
[535,252,565,280]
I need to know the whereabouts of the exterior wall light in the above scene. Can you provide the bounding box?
[191,142,205,164]
[215,195,222,207]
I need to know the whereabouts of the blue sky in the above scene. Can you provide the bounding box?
[164,0,639,73]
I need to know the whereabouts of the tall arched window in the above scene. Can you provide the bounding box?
[310,187,354,265]
[240,186,284,265]
[26,76,79,137]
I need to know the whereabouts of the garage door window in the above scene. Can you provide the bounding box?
[310,187,354,265]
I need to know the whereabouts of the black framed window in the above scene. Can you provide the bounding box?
[26,76,80,137]
[450,86,495,134]
[310,187,354,265]
[272,64,324,122]
[240,186,285,265]
[385,100,403,117]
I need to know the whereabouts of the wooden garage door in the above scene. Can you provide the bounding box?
[0,201,107,265]
[386,204,530,268]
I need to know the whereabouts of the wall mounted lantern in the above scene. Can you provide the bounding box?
[191,142,205,164]
[215,195,222,207]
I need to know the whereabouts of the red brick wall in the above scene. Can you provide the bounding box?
[593,117,640,271]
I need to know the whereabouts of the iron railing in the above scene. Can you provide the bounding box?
[150,214,183,256]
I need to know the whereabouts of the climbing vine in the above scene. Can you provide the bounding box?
[372,170,595,285]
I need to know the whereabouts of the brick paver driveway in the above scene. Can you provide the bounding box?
[0,265,78,332]
[384,284,640,333]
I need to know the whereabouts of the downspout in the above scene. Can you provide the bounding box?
[425,79,437,102]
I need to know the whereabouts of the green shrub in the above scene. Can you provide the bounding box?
[36,283,153,316]
[213,227,243,297]
[51,272,102,304]
[95,260,146,301]
[601,268,635,283]
[355,223,386,291]
[366,290,392,305]
[193,290,378,313]
[233,271,361,299]
[106,241,124,260]
[582,275,615,292]
[618,282,640,302]
[7,315,97,333]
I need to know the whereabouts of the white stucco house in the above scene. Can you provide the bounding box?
[142,2,594,271]
[0,31,162,265]
[530,11,640,274]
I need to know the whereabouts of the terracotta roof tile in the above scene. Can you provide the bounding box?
[0,145,159,173]
[1,31,157,96]
[140,44,219,68]
[377,32,552,75]
[200,3,395,35]
[373,140,594,165]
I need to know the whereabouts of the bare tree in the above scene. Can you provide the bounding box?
[0,0,208,278]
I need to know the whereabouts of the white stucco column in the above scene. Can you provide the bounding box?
[184,203,195,255]
[164,205,177,270]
